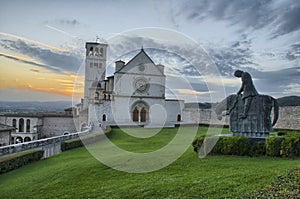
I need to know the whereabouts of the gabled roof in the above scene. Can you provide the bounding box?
[115,48,155,73]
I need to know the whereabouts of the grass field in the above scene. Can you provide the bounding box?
[0,127,299,198]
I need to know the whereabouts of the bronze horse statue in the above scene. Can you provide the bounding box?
[215,94,279,137]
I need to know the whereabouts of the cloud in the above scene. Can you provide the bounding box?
[0,53,61,73]
[271,4,300,38]
[202,38,259,77]
[285,43,300,61]
[30,69,40,73]
[0,32,67,52]
[0,34,83,73]
[175,88,211,95]
[58,19,80,26]
[241,67,300,97]
[176,0,300,38]
[43,19,80,27]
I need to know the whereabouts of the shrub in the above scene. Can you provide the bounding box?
[220,136,250,156]
[61,126,112,151]
[192,135,205,153]
[61,138,83,151]
[0,149,44,174]
[280,136,300,157]
[210,137,223,154]
[193,136,251,156]
[249,141,266,157]
[266,137,284,157]
[193,133,300,158]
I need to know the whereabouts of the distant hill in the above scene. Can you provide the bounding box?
[0,101,73,113]
[277,96,300,107]
[184,102,212,109]
[185,96,300,109]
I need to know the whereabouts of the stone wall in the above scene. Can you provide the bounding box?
[74,109,88,131]
[41,116,76,137]
[183,108,228,126]
[273,106,300,130]
[183,106,300,130]
[0,130,10,146]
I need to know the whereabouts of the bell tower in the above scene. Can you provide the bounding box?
[84,42,107,99]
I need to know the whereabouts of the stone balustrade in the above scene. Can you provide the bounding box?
[0,130,89,157]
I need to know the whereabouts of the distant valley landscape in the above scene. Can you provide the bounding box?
[1,96,299,114]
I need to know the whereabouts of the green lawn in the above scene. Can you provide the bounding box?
[0,127,299,198]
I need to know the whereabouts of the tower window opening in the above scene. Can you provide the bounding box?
[12,119,16,128]
[95,92,99,99]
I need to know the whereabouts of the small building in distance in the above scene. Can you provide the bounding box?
[64,107,76,116]
[0,123,16,146]
[0,111,77,144]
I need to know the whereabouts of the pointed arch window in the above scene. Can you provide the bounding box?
[141,108,146,122]
[133,108,139,122]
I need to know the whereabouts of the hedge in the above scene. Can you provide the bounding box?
[61,126,112,151]
[192,134,300,158]
[0,149,44,174]
[266,137,284,157]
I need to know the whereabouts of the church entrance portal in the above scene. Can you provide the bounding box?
[131,101,148,123]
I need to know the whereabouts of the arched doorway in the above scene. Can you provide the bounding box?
[81,123,87,131]
[24,137,31,142]
[16,137,23,144]
[177,114,181,122]
[102,114,106,122]
[131,101,149,123]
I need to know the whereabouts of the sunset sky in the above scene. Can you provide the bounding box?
[0,0,299,102]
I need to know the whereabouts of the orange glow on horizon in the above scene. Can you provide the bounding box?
[0,56,84,99]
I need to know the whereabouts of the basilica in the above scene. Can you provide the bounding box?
[78,42,184,127]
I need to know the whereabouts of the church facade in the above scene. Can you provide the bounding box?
[79,42,184,127]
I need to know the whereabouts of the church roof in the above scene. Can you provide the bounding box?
[91,80,101,88]
[115,48,155,73]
